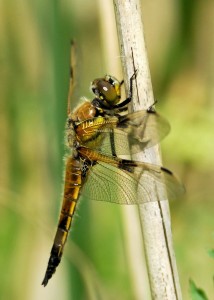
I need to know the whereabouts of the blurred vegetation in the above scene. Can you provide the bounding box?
[0,0,213,299]
[189,279,209,300]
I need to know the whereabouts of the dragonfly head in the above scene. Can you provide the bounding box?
[91,75,121,107]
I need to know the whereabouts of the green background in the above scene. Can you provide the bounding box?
[0,0,213,299]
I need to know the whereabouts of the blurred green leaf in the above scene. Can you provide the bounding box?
[208,249,214,259]
[189,279,209,300]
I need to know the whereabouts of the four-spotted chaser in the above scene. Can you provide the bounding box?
[42,72,184,286]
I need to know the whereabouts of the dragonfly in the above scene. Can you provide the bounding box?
[42,57,184,287]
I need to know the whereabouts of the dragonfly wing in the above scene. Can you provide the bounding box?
[81,159,184,205]
[81,162,137,204]
[78,110,170,156]
[117,110,170,154]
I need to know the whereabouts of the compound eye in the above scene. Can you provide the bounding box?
[98,80,117,103]
[91,76,121,106]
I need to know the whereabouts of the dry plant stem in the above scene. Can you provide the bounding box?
[113,0,182,299]
[97,1,151,298]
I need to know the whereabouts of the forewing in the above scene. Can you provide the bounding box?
[78,110,170,156]
[81,160,184,204]
[117,110,170,154]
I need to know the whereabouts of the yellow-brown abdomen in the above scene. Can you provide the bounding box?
[42,157,82,286]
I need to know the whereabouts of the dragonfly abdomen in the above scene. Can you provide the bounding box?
[42,157,82,286]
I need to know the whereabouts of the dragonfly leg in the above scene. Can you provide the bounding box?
[111,70,138,109]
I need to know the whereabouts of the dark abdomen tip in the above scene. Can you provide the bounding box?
[42,247,61,287]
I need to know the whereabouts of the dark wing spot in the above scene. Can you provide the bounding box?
[118,159,137,173]
[161,166,173,175]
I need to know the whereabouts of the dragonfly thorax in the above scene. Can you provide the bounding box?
[70,101,97,122]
